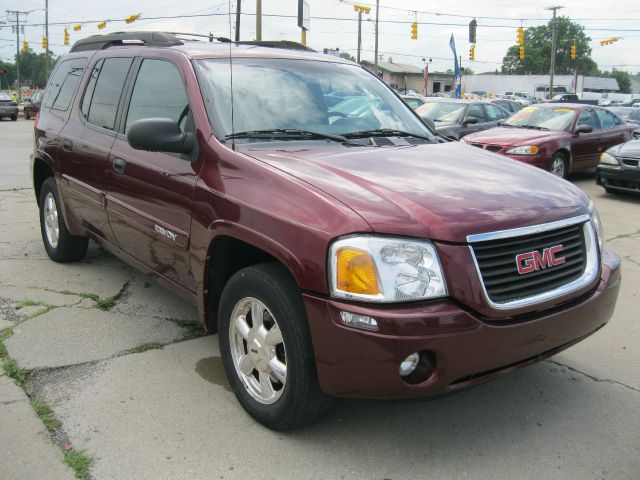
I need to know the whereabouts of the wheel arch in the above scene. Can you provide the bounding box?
[33,157,55,201]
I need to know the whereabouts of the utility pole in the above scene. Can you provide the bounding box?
[373,0,379,75]
[357,9,362,64]
[234,0,241,42]
[546,6,563,99]
[6,10,29,89]
[255,0,262,41]
[45,0,49,78]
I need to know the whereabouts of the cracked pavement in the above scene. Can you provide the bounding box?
[1,119,639,479]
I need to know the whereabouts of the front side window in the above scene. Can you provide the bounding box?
[577,109,599,131]
[43,58,87,111]
[197,58,433,139]
[485,103,504,121]
[466,104,486,122]
[82,57,132,130]
[125,59,189,133]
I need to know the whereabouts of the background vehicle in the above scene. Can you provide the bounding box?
[0,92,18,121]
[401,94,427,110]
[597,139,640,195]
[415,99,510,140]
[24,91,43,120]
[491,98,522,115]
[32,32,620,431]
[463,104,636,177]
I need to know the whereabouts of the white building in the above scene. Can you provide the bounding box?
[462,74,619,98]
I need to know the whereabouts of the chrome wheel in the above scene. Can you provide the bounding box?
[43,192,59,248]
[550,156,566,178]
[229,297,287,405]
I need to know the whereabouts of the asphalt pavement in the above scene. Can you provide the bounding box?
[1,117,639,480]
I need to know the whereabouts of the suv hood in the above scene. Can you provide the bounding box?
[609,139,640,157]
[465,126,568,146]
[240,141,589,243]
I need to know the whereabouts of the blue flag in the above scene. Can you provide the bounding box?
[449,33,461,99]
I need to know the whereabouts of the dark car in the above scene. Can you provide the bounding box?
[463,104,636,178]
[597,139,640,194]
[415,99,510,140]
[491,98,522,115]
[24,91,44,120]
[32,32,620,430]
[0,91,19,121]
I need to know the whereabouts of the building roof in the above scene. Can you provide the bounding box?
[362,60,423,74]
[582,76,619,90]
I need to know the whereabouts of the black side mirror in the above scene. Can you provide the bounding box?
[127,118,195,155]
[463,116,480,125]
[574,124,593,135]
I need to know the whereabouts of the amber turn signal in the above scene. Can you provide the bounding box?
[335,247,380,295]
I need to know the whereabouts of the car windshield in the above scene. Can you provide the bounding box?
[0,92,10,101]
[415,102,466,122]
[196,57,434,140]
[504,106,576,131]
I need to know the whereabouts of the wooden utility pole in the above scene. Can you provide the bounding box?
[373,0,380,75]
[546,6,564,99]
[256,0,262,41]
[6,10,29,88]
[235,0,241,42]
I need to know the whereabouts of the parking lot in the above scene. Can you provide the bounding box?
[1,117,639,479]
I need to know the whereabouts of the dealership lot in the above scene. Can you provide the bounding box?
[1,118,639,479]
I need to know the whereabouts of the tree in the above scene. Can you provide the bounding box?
[0,50,56,90]
[339,52,357,62]
[501,17,598,75]
[599,69,632,94]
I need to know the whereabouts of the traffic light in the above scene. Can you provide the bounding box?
[519,46,525,60]
[411,22,418,40]
[22,40,28,54]
[469,44,475,61]
[599,37,619,46]
[41,36,48,49]
[125,13,141,24]
[73,24,82,32]
[469,19,477,44]
[64,28,70,46]
[353,4,370,14]
[516,27,524,46]
[570,43,576,60]
[97,21,107,30]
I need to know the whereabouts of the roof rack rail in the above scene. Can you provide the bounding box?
[69,31,183,52]
[237,40,315,52]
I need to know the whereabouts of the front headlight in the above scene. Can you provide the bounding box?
[329,236,447,303]
[588,201,604,252]
[599,152,619,166]
[506,145,539,155]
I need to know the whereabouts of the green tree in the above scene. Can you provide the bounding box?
[339,52,357,62]
[502,17,598,75]
[0,49,56,90]
[599,69,631,94]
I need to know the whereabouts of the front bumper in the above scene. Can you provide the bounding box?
[502,152,550,170]
[597,165,640,194]
[305,250,621,398]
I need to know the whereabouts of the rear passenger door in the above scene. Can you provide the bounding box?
[58,57,133,244]
[106,58,203,289]
[595,108,629,157]
[572,108,601,169]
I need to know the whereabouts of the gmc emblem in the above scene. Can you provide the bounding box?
[516,245,566,274]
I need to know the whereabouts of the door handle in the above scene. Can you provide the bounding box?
[62,139,73,152]
[112,157,126,174]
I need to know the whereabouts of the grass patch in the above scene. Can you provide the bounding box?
[131,342,163,354]
[26,305,55,319]
[95,297,116,311]
[174,319,203,335]
[30,400,62,431]
[57,289,118,311]
[58,290,100,302]
[15,299,46,309]
[64,450,93,480]
[2,357,27,386]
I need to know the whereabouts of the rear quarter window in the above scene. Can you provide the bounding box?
[42,57,87,111]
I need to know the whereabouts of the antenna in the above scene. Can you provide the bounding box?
[228,0,236,150]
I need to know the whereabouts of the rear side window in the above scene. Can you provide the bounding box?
[81,57,133,130]
[595,109,616,129]
[43,58,87,111]
[125,59,188,133]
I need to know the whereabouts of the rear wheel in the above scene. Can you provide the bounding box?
[39,177,88,262]
[218,263,331,431]
[10,114,17,121]
[549,153,568,178]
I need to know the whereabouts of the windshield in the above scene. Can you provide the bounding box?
[504,106,576,131]
[415,102,465,122]
[196,58,433,140]
[0,92,10,101]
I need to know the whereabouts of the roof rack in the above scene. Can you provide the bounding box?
[237,40,315,52]
[70,32,184,52]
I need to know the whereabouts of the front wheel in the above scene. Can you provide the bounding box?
[10,114,17,121]
[549,153,568,178]
[39,177,89,262]
[218,263,332,431]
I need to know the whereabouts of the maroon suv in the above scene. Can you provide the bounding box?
[31,32,621,430]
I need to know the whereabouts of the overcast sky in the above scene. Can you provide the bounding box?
[1,0,639,74]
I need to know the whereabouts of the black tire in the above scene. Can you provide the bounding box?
[25,112,30,120]
[218,263,332,431]
[10,114,17,121]
[39,177,89,262]
[549,152,568,179]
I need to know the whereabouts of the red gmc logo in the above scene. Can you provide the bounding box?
[516,245,566,274]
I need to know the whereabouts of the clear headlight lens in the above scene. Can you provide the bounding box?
[329,236,447,303]
[588,201,604,252]
[599,152,619,166]
[506,145,539,155]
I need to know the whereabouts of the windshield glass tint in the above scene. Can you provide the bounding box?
[505,106,576,131]
[416,102,465,122]
[196,57,432,139]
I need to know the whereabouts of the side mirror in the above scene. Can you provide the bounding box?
[127,118,195,155]
[497,119,506,126]
[463,116,480,125]
[574,124,593,135]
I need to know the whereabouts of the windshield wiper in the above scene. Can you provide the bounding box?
[225,128,350,143]
[513,124,550,131]
[343,128,434,141]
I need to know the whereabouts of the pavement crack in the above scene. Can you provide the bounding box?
[0,399,22,406]
[547,360,640,393]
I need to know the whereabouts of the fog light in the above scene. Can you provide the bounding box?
[399,352,421,376]
[339,311,378,331]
